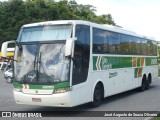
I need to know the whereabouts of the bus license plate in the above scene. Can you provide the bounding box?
[32,98,41,102]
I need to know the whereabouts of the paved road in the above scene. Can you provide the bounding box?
[0,71,160,120]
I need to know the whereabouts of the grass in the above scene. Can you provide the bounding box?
[153,117,160,120]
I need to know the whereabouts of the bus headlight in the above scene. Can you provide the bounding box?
[53,87,72,94]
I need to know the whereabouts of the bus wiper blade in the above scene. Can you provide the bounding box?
[36,52,39,82]
[34,53,37,72]
[38,52,41,72]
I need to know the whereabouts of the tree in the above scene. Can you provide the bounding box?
[0,0,116,48]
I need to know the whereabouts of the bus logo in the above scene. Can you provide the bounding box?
[96,56,112,70]
[101,57,112,70]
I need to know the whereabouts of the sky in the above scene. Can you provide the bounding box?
[0,0,160,41]
[75,0,160,41]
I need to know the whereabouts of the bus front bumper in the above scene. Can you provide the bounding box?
[13,90,73,107]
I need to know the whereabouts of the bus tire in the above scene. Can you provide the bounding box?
[145,78,150,90]
[148,73,152,84]
[140,75,148,91]
[91,83,103,107]
[141,80,146,91]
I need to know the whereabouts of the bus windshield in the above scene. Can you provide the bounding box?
[19,25,72,42]
[15,43,70,84]
[14,24,72,84]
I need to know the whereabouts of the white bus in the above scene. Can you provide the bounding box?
[1,20,158,107]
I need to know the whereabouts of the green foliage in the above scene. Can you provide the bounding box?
[0,0,116,48]
[153,117,160,120]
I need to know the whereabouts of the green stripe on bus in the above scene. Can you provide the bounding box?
[134,68,143,78]
[93,56,98,70]
[134,68,138,78]
[13,80,23,88]
[13,81,70,89]
[93,56,132,70]
[137,58,141,67]
[93,56,158,70]
[146,57,158,66]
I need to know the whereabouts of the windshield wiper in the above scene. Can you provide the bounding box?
[38,52,41,72]
[33,51,37,72]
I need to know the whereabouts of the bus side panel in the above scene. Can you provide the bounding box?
[70,82,92,106]
[89,65,158,99]
[90,68,139,98]
[142,66,158,82]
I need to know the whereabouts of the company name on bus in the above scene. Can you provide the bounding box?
[101,57,112,70]
[42,86,54,89]
[109,72,118,78]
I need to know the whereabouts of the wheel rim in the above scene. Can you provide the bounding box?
[142,82,146,90]
[95,89,101,101]
[94,86,102,103]
[148,75,152,83]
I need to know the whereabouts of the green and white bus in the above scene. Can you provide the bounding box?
[1,20,158,107]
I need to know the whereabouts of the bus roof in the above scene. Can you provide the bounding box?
[22,20,156,41]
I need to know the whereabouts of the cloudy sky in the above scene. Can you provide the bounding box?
[76,0,160,41]
[0,0,160,41]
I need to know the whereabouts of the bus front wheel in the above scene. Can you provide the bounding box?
[91,83,103,107]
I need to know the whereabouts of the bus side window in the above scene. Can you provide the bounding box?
[119,34,131,55]
[141,38,147,55]
[108,32,119,54]
[72,25,90,85]
[93,28,109,54]
[131,37,140,55]
[152,41,157,56]
[93,28,104,53]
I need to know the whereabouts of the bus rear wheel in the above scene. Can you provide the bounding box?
[141,80,146,91]
[140,75,149,91]
[148,74,152,84]
[91,84,103,107]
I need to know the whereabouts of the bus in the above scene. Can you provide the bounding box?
[1,20,158,107]
[158,45,160,76]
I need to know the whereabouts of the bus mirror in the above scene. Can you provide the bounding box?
[65,38,76,57]
[65,39,74,57]
[1,40,15,57]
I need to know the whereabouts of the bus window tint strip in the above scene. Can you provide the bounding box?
[93,28,157,56]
